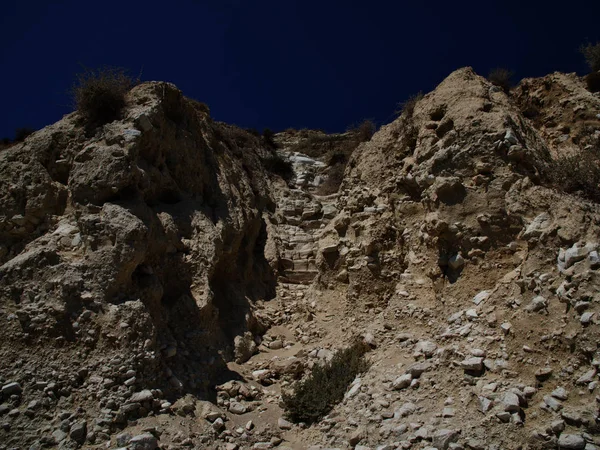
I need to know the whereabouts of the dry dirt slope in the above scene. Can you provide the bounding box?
[0,67,600,450]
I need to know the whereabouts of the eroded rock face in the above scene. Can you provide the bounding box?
[0,82,278,447]
[2,67,600,450]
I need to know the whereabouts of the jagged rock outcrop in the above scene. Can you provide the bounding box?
[0,82,279,447]
[301,67,600,449]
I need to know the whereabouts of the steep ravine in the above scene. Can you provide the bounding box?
[1,67,600,450]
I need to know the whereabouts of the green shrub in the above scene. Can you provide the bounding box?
[487,68,514,93]
[318,163,346,195]
[262,128,277,148]
[14,127,35,142]
[262,153,293,181]
[0,137,12,150]
[581,42,600,72]
[585,71,600,93]
[353,119,376,142]
[396,91,423,118]
[549,148,600,202]
[282,340,369,424]
[73,66,136,126]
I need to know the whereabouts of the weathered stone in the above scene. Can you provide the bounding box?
[228,401,247,415]
[1,382,22,397]
[543,395,562,411]
[448,254,465,270]
[130,390,154,403]
[461,357,483,372]
[525,296,547,312]
[551,387,568,401]
[557,434,586,449]
[129,433,158,450]
[392,373,413,390]
[576,368,597,385]
[523,213,552,239]
[472,291,490,305]
[432,429,459,450]
[405,361,432,378]
[278,417,292,430]
[69,422,87,444]
[414,340,437,358]
[499,392,519,413]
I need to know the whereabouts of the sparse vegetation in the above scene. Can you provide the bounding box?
[396,91,423,118]
[580,42,600,72]
[549,147,600,203]
[354,119,376,142]
[318,163,346,195]
[72,66,136,126]
[585,72,600,93]
[487,68,514,93]
[262,128,277,148]
[282,340,369,424]
[14,127,35,142]
[188,98,210,115]
[262,153,293,180]
[0,137,12,151]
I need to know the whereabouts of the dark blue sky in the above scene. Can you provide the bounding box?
[1,0,599,139]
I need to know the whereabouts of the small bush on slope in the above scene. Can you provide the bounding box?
[487,68,514,93]
[396,91,423,118]
[262,153,294,181]
[581,42,600,72]
[14,127,35,142]
[73,66,136,126]
[585,71,600,93]
[549,147,600,203]
[355,119,376,142]
[282,340,370,424]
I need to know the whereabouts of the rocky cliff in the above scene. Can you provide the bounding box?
[1,68,600,450]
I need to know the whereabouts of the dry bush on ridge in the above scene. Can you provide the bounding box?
[14,127,36,142]
[585,71,600,93]
[548,148,600,203]
[396,91,424,118]
[73,66,136,126]
[487,68,514,93]
[581,42,600,72]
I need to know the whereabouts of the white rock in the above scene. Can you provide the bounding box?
[228,401,247,415]
[394,402,416,418]
[502,392,520,412]
[543,395,562,411]
[448,254,465,270]
[525,296,547,312]
[414,340,437,358]
[392,373,413,390]
[278,417,292,430]
[466,309,478,319]
[129,433,158,450]
[581,312,594,324]
[432,429,459,450]
[523,213,552,239]
[500,322,512,334]
[551,387,568,400]
[472,291,490,305]
[558,433,586,449]
[576,368,597,385]
[461,357,483,372]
